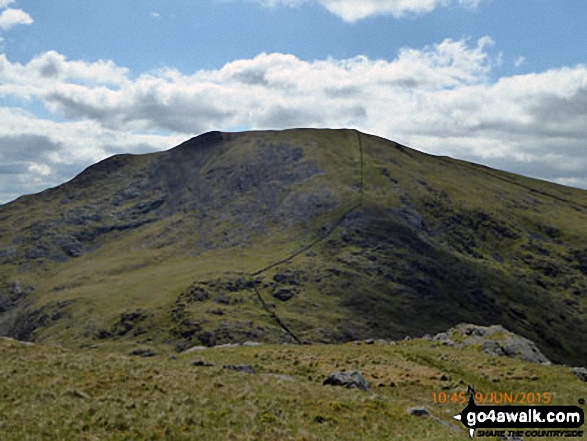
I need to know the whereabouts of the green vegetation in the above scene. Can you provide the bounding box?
[1,129,587,440]
[1,336,584,440]
[0,129,586,366]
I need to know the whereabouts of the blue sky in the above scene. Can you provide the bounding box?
[9,1,586,78]
[0,0,586,202]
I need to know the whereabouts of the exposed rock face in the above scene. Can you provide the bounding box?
[434,324,551,365]
[323,370,370,391]
[0,281,33,314]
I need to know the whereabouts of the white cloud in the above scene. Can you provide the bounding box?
[0,37,495,132]
[1,36,587,203]
[150,11,161,18]
[0,0,15,9]
[254,0,485,21]
[0,107,186,202]
[0,51,130,100]
[514,56,526,68]
[318,0,443,20]
[0,7,32,30]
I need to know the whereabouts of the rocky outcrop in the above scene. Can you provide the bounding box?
[0,281,33,313]
[433,324,551,365]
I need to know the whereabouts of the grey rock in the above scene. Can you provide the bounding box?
[323,370,370,391]
[443,324,551,365]
[407,407,429,417]
[0,336,34,346]
[191,360,213,367]
[62,242,83,257]
[24,244,50,259]
[223,364,255,374]
[213,294,231,305]
[481,340,506,356]
[214,343,240,349]
[391,206,423,229]
[128,348,156,357]
[273,288,296,302]
[66,388,90,400]
[242,341,261,347]
[571,367,587,382]
[462,324,487,337]
[10,281,23,296]
[502,338,550,365]
[0,281,33,314]
[433,332,450,342]
[184,286,211,302]
[183,345,207,353]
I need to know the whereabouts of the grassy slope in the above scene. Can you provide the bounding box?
[0,130,362,344]
[0,129,586,364]
[1,336,585,441]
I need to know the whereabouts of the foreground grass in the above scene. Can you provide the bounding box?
[1,337,584,440]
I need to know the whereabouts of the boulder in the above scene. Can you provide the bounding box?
[128,348,156,357]
[501,337,550,365]
[407,407,429,417]
[432,332,450,342]
[273,288,296,302]
[183,345,207,353]
[571,367,587,382]
[223,364,255,374]
[323,370,370,391]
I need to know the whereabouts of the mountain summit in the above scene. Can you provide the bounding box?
[1,129,586,364]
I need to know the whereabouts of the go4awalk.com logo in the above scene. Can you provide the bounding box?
[454,387,585,438]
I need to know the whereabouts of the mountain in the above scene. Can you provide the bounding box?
[0,129,586,365]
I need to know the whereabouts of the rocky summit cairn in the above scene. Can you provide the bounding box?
[433,323,551,365]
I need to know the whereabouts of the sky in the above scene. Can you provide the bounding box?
[0,0,586,203]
